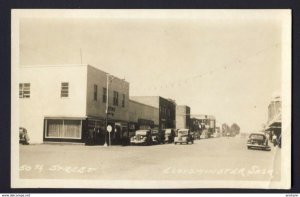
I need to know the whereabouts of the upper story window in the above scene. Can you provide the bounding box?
[93,84,98,101]
[122,94,125,107]
[19,83,30,98]
[102,87,107,103]
[61,82,69,98]
[113,91,119,106]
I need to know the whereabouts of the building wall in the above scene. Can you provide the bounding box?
[86,65,129,122]
[129,100,159,126]
[19,65,88,143]
[176,105,190,129]
[268,99,281,123]
[130,96,160,108]
[130,96,176,130]
[190,115,216,137]
[159,97,176,129]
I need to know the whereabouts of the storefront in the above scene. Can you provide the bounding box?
[138,118,154,130]
[43,117,87,143]
[112,122,129,145]
[128,122,138,138]
[86,118,106,145]
[265,113,281,147]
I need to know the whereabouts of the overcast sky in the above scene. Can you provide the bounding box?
[19,10,283,132]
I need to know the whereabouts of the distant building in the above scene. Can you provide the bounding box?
[190,115,216,138]
[19,64,129,144]
[176,105,191,129]
[265,95,281,144]
[268,96,281,123]
[130,96,176,130]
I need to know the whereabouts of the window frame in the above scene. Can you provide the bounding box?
[61,82,69,98]
[45,118,82,139]
[93,84,98,101]
[19,83,31,98]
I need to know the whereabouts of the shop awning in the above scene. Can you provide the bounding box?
[265,113,281,131]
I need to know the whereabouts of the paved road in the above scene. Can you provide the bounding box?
[19,136,281,181]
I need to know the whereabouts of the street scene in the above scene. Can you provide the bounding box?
[13,10,290,188]
[20,136,281,181]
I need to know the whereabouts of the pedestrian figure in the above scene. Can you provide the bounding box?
[272,134,277,147]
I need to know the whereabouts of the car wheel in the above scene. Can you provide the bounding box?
[247,146,251,149]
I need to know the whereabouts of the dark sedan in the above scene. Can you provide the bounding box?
[247,132,271,151]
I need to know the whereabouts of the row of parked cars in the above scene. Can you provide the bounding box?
[130,128,194,145]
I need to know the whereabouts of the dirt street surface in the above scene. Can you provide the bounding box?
[19,136,281,181]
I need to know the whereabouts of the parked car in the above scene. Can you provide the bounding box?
[19,127,30,145]
[164,128,176,143]
[151,129,164,144]
[174,129,194,145]
[130,130,153,145]
[247,132,271,151]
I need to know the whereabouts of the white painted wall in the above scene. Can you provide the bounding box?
[19,65,87,143]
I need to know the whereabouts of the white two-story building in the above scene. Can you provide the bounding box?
[19,64,129,144]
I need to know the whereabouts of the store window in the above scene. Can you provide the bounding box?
[61,82,69,97]
[19,83,30,98]
[45,119,82,139]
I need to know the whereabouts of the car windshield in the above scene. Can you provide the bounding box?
[178,130,188,135]
[250,134,265,140]
[135,130,149,135]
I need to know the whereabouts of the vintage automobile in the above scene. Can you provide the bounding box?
[130,130,153,145]
[164,128,176,143]
[151,129,164,144]
[247,132,271,151]
[174,129,194,145]
[19,127,30,145]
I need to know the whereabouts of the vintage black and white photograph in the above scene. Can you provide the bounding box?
[11,9,291,189]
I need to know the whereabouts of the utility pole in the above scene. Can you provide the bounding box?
[104,74,109,147]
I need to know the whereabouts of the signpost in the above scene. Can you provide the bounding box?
[107,125,112,146]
